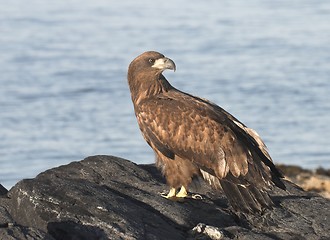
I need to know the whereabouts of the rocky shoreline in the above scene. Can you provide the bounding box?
[276,164,330,199]
[1,155,329,239]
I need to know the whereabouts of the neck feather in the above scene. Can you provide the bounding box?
[128,72,172,105]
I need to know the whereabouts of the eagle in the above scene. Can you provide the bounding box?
[127,51,286,213]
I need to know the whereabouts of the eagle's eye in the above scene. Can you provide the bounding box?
[148,58,154,64]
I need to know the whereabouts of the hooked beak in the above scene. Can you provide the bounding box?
[152,57,176,72]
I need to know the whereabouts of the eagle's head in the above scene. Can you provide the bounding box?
[128,51,176,76]
[127,51,176,105]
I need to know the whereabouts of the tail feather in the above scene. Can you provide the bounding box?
[199,160,282,214]
[248,184,274,209]
[270,172,286,190]
[220,180,252,213]
[220,179,273,214]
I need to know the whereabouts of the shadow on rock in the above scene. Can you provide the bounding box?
[47,220,107,240]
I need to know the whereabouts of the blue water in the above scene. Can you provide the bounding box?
[1,0,329,189]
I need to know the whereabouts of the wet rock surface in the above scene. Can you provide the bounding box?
[1,155,329,239]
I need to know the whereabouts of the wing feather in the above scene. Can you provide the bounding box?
[137,93,250,180]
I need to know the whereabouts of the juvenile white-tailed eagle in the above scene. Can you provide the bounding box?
[127,51,286,213]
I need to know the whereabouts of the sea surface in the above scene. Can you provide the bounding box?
[1,0,329,189]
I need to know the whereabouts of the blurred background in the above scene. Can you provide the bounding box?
[1,0,329,189]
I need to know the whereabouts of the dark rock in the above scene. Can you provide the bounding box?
[0,223,55,240]
[0,202,53,239]
[1,155,330,239]
[315,167,330,177]
[0,185,8,196]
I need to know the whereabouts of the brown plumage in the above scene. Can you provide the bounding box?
[127,51,286,214]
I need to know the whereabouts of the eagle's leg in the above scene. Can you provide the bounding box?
[175,186,188,198]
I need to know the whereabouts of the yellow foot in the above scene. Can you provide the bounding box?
[160,187,177,199]
[160,187,185,202]
[176,186,188,198]
[160,186,203,201]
